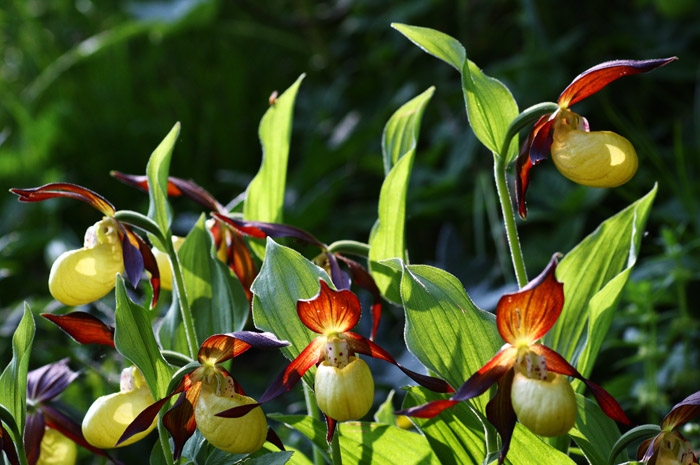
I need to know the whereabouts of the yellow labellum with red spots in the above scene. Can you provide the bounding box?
[36,428,77,465]
[82,368,157,448]
[194,384,267,454]
[551,111,638,188]
[49,218,124,306]
[510,370,577,437]
[315,356,374,422]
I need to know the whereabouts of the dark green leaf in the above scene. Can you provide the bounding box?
[608,425,661,465]
[369,88,434,304]
[0,304,35,433]
[114,275,173,398]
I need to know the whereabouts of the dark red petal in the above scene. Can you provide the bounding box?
[110,172,184,197]
[298,280,361,335]
[227,228,257,302]
[531,344,630,425]
[166,177,225,213]
[486,370,517,465]
[119,227,144,289]
[661,390,700,430]
[344,332,453,393]
[24,411,45,465]
[266,427,285,451]
[515,114,556,219]
[325,415,337,443]
[452,346,517,402]
[163,382,201,461]
[395,399,460,418]
[130,230,160,308]
[336,255,383,340]
[558,57,677,108]
[118,376,191,446]
[10,183,115,216]
[42,404,120,463]
[212,213,325,247]
[259,337,325,404]
[496,254,563,345]
[41,312,115,348]
[27,358,80,403]
[0,422,20,465]
[198,331,288,365]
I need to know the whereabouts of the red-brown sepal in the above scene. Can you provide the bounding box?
[558,57,677,108]
[212,213,325,248]
[298,280,361,335]
[395,399,460,419]
[266,427,285,451]
[1,422,21,465]
[452,346,517,402]
[10,183,116,217]
[41,312,115,347]
[24,411,44,465]
[485,369,516,465]
[515,115,556,219]
[661,390,700,431]
[496,254,563,345]
[163,382,201,460]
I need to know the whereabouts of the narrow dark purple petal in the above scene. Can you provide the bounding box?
[167,177,226,213]
[23,411,45,465]
[266,427,285,451]
[163,383,201,461]
[327,253,351,290]
[485,370,516,465]
[212,213,326,248]
[41,312,115,348]
[120,228,144,289]
[198,331,288,365]
[452,346,517,402]
[661,390,700,430]
[130,230,160,308]
[396,399,460,418]
[0,422,20,465]
[27,358,79,403]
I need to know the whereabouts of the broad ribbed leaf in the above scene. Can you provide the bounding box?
[147,122,180,237]
[568,394,626,465]
[179,215,249,342]
[369,88,434,304]
[391,24,465,71]
[385,259,500,409]
[0,304,34,433]
[544,185,657,378]
[402,386,485,465]
[114,275,173,398]
[244,75,305,258]
[270,414,441,465]
[251,239,329,382]
[462,60,519,159]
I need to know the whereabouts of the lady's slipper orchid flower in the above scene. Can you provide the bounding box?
[515,57,676,218]
[216,280,452,439]
[118,331,288,459]
[10,183,160,307]
[111,172,258,301]
[638,391,700,465]
[398,256,630,464]
[24,360,121,465]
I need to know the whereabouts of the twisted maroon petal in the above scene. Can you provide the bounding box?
[41,312,115,348]
[10,183,115,216]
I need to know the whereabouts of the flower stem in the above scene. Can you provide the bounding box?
[326,240,371,257]
[303,384,325,465]
[330,427,343,465]
[493,156,528,288]
[166,240,199,358]
[158,421,175,465]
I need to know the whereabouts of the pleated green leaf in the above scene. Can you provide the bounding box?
[568,394,627,465]
[544,185,657,378]
[146,122,180,237]
[251,238,329,381]
[244,74,305,258]
[270,414,441,465]
[0,304,34,434]
[369,88,434,304]
[114,275,173,398]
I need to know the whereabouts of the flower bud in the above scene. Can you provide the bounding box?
[36,428,77,465]
[551,110,638,188]
[315,356,374,422]
[152,236,185,291]
[194,383,267,454]
[81,367,157,448]
[510,370,577,437]
[49,218,124,306]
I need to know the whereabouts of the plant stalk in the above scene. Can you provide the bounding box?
[166,240,199,358]
[326,240,371,257]
[158,421,175,465]
[303,384,326,465]
[493,156,528,288]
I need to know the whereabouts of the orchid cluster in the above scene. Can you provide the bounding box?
[3,23,695,465]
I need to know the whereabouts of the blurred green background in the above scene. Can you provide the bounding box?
[1,0,699,462]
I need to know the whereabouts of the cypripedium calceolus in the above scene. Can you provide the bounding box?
[118,331,288,460]
[515,57,676,218]
[110,172,258,300]
[216,280,452,439]
[638,391,700,465]
[10,183,160,307]
[24,360,120,465]
[81,367,157,449]
[398,256,630,464]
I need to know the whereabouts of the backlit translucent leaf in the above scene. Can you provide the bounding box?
[0,304,34,433]
[147,122,180,238]
[568,394,627,465]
